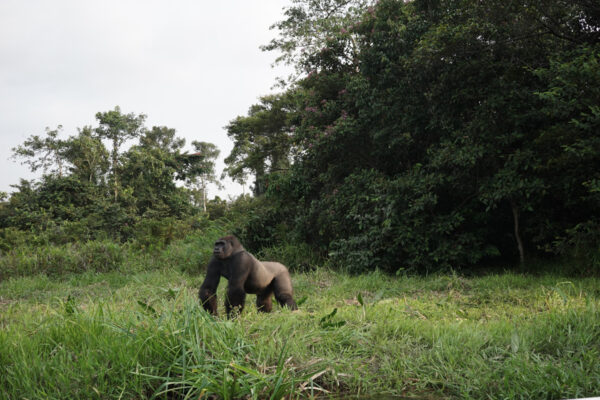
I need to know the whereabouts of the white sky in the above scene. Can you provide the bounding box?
[0,0,292,199]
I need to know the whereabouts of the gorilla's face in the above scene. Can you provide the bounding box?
[213,239,233,260]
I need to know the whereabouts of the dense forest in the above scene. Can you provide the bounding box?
[1,0,599,275]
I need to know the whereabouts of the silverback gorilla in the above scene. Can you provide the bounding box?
[199,235,297,317]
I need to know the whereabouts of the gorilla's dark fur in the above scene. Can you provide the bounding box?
[199,235,297,317]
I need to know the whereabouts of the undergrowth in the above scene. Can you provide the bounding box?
[1,267,599,399]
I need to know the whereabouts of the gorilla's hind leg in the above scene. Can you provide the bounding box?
[273,275,298,310]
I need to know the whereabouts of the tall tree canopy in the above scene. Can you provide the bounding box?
[189,141,221,212]
[95,106,146,201]
[224,94,296,196]
[228,0,600,272]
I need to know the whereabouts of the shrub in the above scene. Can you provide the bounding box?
[77,240,126,273]
[0,240,127,279]
[257,242,323,272]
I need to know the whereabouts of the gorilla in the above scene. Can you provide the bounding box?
[199,235,297,317]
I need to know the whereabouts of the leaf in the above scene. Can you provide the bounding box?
[229,363,263,378]
[320,308,338,324]
[321,320,346,329]
[511,331,520,353]
[357,292,364,306]
[64,295,76,315]
[137,300,157,316]
[319,308,346,329]
[553,285,570,306]
[296,295,308,306]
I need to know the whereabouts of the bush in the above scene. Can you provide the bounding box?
[227,196,288,252]
[550,221,600,275]
[205,197,229,220]
[256,242,323,272]
[157,233,215,275]
[131,217,193,251]
[77,240,126,273]
[0,240,127,279]
[0,227,32,253]
[0,216,231,280]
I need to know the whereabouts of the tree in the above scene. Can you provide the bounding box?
[11,126,68,177]
[139,125,185,152]
[238,0,600,272]
[532,43,600,261]
[224,94,295,196]
[120,126,192,217]
[95,106,146,201]
[189,141,221,213]
[262,0,373,79]
[63,126,109,184]
[3,110,206,241]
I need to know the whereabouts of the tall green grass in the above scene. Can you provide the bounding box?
[0,224,224,280]
[2,267,599,399]
[0,281,317,399]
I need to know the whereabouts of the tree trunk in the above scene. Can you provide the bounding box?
[57,158,63,177]
[510,200,525,264]
[112,138,119,201]
[254,163,266,196]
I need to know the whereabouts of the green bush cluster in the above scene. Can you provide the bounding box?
[0,218,228,280]
[257,242,323,272]
[0,240,124,279]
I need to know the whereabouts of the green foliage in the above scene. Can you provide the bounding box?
[205,196,230,220]
[226,195,303,254]
[130,217,193,250]
[551,221,600,274]
[137,300,305,399]
[0,240,125,279]
[319,307,346,329]
[262,0,373,74]
[11,125,70,176]
[63,126,109,184]
[257,242,323,272]
[95,106,146,201]
[0,227,33,252]
[0,219,227,280]
[319,170,398,273]
[188,140,222,212]
[224,94,296,195]
[228,0,600,273]
[3,1,599,280]
[532,44,600,263]
[3,107,222,245]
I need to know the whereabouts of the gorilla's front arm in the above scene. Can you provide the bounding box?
[199,259,221,315]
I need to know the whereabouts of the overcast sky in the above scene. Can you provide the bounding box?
[0,0,292,199]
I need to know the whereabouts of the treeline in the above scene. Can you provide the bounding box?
[223,0,600,273]
[1,106,226,250]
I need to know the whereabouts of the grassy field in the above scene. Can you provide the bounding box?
[1,265,599,399]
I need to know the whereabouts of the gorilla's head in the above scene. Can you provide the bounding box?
[213,235,242,259]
